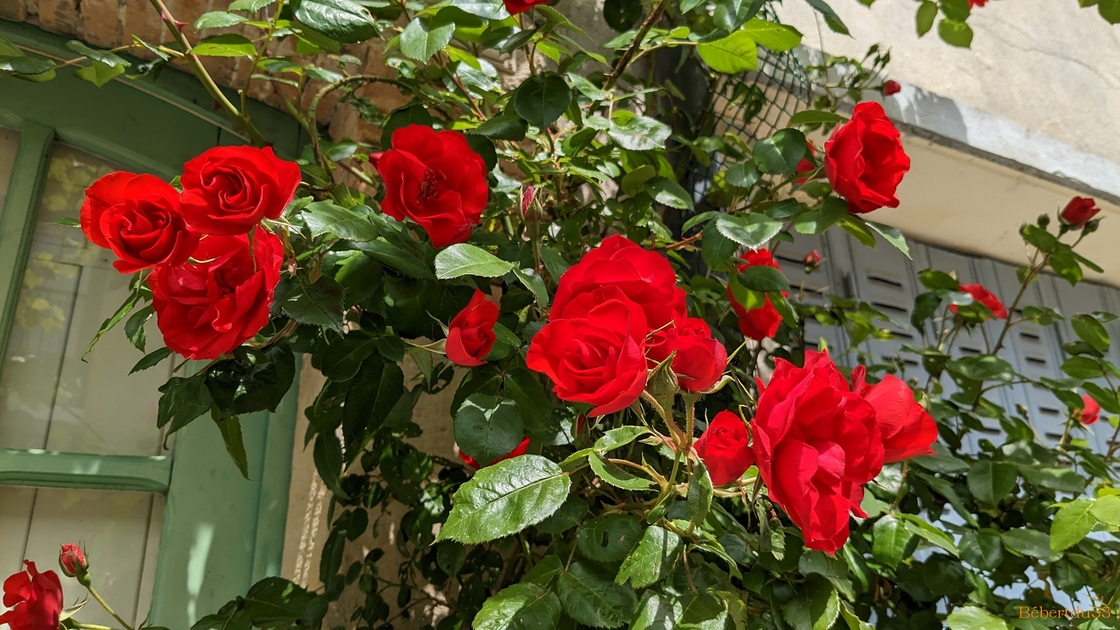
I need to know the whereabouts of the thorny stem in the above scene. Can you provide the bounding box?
[603,0,669,91]
[306,75,410,174]
[146,0,266,145]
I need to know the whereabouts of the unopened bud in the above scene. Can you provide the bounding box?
[59,543,88,579]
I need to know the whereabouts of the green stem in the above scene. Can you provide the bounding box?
[602,0,669,91]
[86,584,134,630]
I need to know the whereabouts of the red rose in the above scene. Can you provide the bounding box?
[804,249,822,269]
[446,289,499,367]
[851,367,938,463]
[80,172,198,273]
[375,125,488,248]
[883,80,902,96]
[969,0,986,7]
[526,287,648,416]
[695,411,754,486]
[0,561,63,630]
[551,235,686,330]
[181,146,301,236]
[149,231,284,360]
[459,436,530,469]
[503,0,550,14]
[1061,196,1100,227]
[58,544,88,578]
[950,283,1008,320]
[648,318,727,393]
[825,101,911,214]
[727,250,784,341]
[1080,394,1100,425]
[753,351,884,552]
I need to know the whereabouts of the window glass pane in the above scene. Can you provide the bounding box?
[0,486,163,627]
[0,144,175,455]
[0,126,19,207]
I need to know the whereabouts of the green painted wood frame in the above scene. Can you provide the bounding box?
[0,19,305,629]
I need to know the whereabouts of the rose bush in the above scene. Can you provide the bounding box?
[7,0,1120,628]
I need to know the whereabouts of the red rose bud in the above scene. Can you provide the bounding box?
[180,146,301,236]
[969,0,986,6]
[81,172,198,274]
[503,0,550,16]
[1061,196,1100,227]
[753,351,884,552]
[825,101,911,214]
[950,283,1008,320]
[149,231,284,359]
[647,318,728,394]
[446,289,499,367]
[458,436,530,469]
[727,250,785,341]
[1080,394,1101,425]
[0,561,64,630]
[521,185,536,215]
[376,125,488,248]
[58,544,88,578]
[883,80,902,96]
[695,411,754,486]
[851,367,938,463]
[803,249,822,270]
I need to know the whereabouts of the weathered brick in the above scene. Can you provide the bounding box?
[122,0,164,44]
[0,0,28,23]
[38,0,79,35]
[79,0,123,48]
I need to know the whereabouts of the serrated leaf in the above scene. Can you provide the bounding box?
[968,460,1017,505]
[557,560,638,628]
[740,18,802,51]
[1051,498,1097,552]
[130,347,172,374]
[1000,529,1050,558]
[737,265,790,293]
[607,115,671,151]
[589,452,653,491]
[435,243,515,278]
[647,177,694,210]
[615,525,681,588]
[787,110,846,126]
[514,73,571,129]
[302,201,379,241]
[714,213,783,249]
[803,0,848,34]
[865,220,910,258]
[871,515,912,568]
[400,13,455,62]
[296,0,378,43]
[474,583,562,630]
[938,18,973,48]
[946,606,1007,630]
[696,31,758,74]
[455,394,524,465]
[594,427,648,451]
[191,34,257,57]
[193,11,248,29]
[754,128,808,174]
[916,1,937,35]
[437,455,570,543]
[229,0,276,11]
[1091,494,1120,526]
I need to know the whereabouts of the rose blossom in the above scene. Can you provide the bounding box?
[851,367,939,463]
[1080,394,1101,425]
[180,145,301,235]
[883,80,902,95]
[825,101,911,214]
[648,318,727,393]
[446,289,499,367]
[149,231,284,360]
[551,234,686,330]
[950,283,1008,320]
[0,561,64,630]
[80,172,197,273]
[375,125,488,248]
[1061,196,1100,227]
[753,351,884,552]
[459,436,530,469]
[727,249,785,341]
[58,544,88,578]
[526,286,648,417]
[503,0,550,14]
[695,411,754,486]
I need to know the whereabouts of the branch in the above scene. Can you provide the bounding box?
[603,0,669,91]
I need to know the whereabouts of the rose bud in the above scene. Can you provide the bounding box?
[883,80,902,95]
[1080,394,1100,425]
[695,411,754,486]
[803,249,822,271]
[950,283,1008,320]
[58,544,88,578]
[1060,196,1100,228]
[445,289,499,367]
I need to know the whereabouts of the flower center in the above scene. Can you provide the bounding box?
[417,168,444,203]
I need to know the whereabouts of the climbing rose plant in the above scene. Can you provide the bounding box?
[4,0,1120,629]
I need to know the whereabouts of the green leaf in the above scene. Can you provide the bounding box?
[275,276,345,331]
[451,0,510,19]
[242,578,310,626]
[589,452,653,491]
[438,454,571,543]
[607,115,671,151]
[1061,356,1105,379]
[296,0,379,43]
[1091,494,1120,526]
[1073,314,1110,352]
[688,461,714,528]
[753,128,808,175]
[399,13,455,62]
[802,0,848,34]
[871,515,912,568]
[514,73,572,129]
[303,201,379,241]
[66,41,130,69]
[454,394,524,466]
[938,18,973,48]
[74,61,125,87]
[949,355,1017,382]
[512,267,550,307]
[946,606,1008,630]
[615,525,681,588]
[0,54,55,77]
[538,496,588,534]
[474,583,562,630]
[714,213,783,249]
[631,593,681,630]
[435,243,515,278]
[793,198,848,234]
[603,0,643,31]
[522,555,564,584]
[702,224,737,269]
[215,415,250,478]
[865,221,910,258]
[968,460,1017,505]
[740,18,802,51]
[1051,498,1097,552]
[229,0,276,11]
[314,432,348,498]
[131,347,173,374]
[1100,0,1120,23]
[647,177,694,210]
[504,368,553,439]
[737,265,790,293]
[916,1,937,35]
[787,110,846,126]
[783,575,840,630]
[84,289,140,359]
[357,239,432,279]
[959,529,1003,571]
[838,214,876,248]
[1000,529,1051,558]
[157,374,211,435]
[696,31,759,74]
[471,110,528,141]
[191,34,257,57]
[899,514,959,555]
[193,11,248,29]
[557,560,638,628]
[594,427,648,451]
[575,514,643,565]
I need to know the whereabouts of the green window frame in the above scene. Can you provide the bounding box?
[0,20,305,629]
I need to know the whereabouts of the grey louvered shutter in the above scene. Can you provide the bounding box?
[776,232,849,359]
